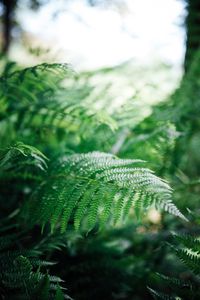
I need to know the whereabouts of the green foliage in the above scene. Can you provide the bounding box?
[56,224,167,300]
[149,232,200,300]
[0,62,117,151]
[0,53,199,300]
[0,223,67,300]
[139,52,200,300]
[172,233,200,276]
[23,151,185,233]
[0,142,48,177]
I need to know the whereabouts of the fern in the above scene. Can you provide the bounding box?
[23,151,186,233]
[173,233,200,252]
[0,142,48,174]
[0,254,67,300]
[0,243,67,300]
[149,233,200,300]
[0,63,116,150]
[148,287,181,300]
[0,58,195,299]
[172,234,200,275]
[0,220,70,300]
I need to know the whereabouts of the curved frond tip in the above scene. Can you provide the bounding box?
[25,152,187,232]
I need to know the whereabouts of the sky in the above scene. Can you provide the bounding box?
[17,0,186,70]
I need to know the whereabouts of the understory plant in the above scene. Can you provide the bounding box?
[0,55,199,299]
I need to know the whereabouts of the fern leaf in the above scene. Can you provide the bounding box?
[24,152,186,232]
[0,142,48,179]
[55,285,65,300]
[148,287,181,300]
[173,233,200,251]
[175,247,200,275]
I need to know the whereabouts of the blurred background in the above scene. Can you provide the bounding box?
[0,0,189,117]
[1,1,200,299]
[0,0,186,68]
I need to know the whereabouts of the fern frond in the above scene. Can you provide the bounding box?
[148,287,181,300]
[0,63,116,148]
[175,247,200,275]
[167,234,200,275]
[155,273,190,289]
[0,142,48,176]
[55,285,65,300]
[173,233,200,252]
[150,231,200,300]
[0,249,68,299]
[24,152,186,232]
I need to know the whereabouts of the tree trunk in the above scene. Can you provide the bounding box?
[1,0,16,54]
[185,0,200,71]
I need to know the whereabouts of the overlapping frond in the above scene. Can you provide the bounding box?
[0,253,66,300]
[0,142,47,180]
[24,152,186,233]
[148,287,179,300]
[172,234,200,275]
[149,233,200,300]
[0,63,116,148]
[0,58,195,300]
[0,228,69,300]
